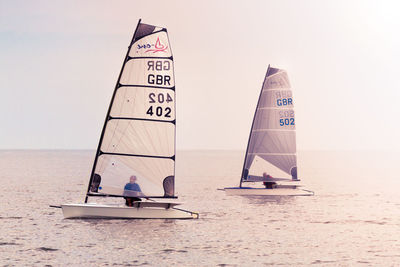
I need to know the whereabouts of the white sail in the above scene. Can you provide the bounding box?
[242,66,297,182]
[86,21,176,199]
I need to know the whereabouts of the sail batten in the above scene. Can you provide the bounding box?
[128,56,173,60]
[240,66,298,185]
[109,117,175,124]
[100,151,175,160]
[86,20,177,200]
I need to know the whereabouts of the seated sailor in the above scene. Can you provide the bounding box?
[90,173,101,192]
[123,175,144,206]
[262,172,277,189]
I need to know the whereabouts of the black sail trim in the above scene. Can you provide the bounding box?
[109,117,176,124]
[130,29,167,45]
[100,151,175,160]
[127,56,173,60]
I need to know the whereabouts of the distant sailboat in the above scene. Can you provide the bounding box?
[224,66,313,196]
[60,20,198,219]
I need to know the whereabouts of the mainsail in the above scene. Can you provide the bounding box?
[86,20,176,201]
[240,66,297,185]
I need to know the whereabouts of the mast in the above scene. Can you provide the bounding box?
[85,19,142,203]
[239,65,270,187]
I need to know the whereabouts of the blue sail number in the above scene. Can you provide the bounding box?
[277,98,293,106]
[279,118,295,126]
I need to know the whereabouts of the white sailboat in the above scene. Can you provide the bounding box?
[60,20,198,219]
[224,66,313,196]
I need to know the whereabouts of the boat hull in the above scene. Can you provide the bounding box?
[223,185,313,196]
[61,203,198,219]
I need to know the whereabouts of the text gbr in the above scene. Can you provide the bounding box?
[275,91,293,106]
[147,60,171,86]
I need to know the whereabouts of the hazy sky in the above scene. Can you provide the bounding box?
[1,0,400,150]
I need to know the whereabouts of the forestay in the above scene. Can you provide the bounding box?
[241,66,297,184]
[86,20,176,200]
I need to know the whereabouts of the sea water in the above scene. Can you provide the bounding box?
[0,150,399,266]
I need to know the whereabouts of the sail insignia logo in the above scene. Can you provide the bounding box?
[136,37,168,53]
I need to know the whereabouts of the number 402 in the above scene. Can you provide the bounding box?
[146,106,171,117]
[149,93,173,103]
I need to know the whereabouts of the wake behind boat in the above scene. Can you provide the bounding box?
[57,20,198,219]
[223,66,313,196]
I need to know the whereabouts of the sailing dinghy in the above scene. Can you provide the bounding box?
[224,66,313,196]
[60,20,198,219]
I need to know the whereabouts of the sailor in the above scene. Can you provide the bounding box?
[123,175,143,206]
[262,172,276,189]
[90,173,101,192]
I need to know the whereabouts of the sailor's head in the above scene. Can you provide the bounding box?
[130,175,137,183]
[263,172,267,178]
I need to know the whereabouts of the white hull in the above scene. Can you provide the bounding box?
[223,185,313,196]
[61,202,198,219]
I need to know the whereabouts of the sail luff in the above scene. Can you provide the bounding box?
[239,65,270,187]
[85,19,142,203]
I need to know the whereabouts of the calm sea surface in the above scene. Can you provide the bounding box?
[0,150,399,266]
